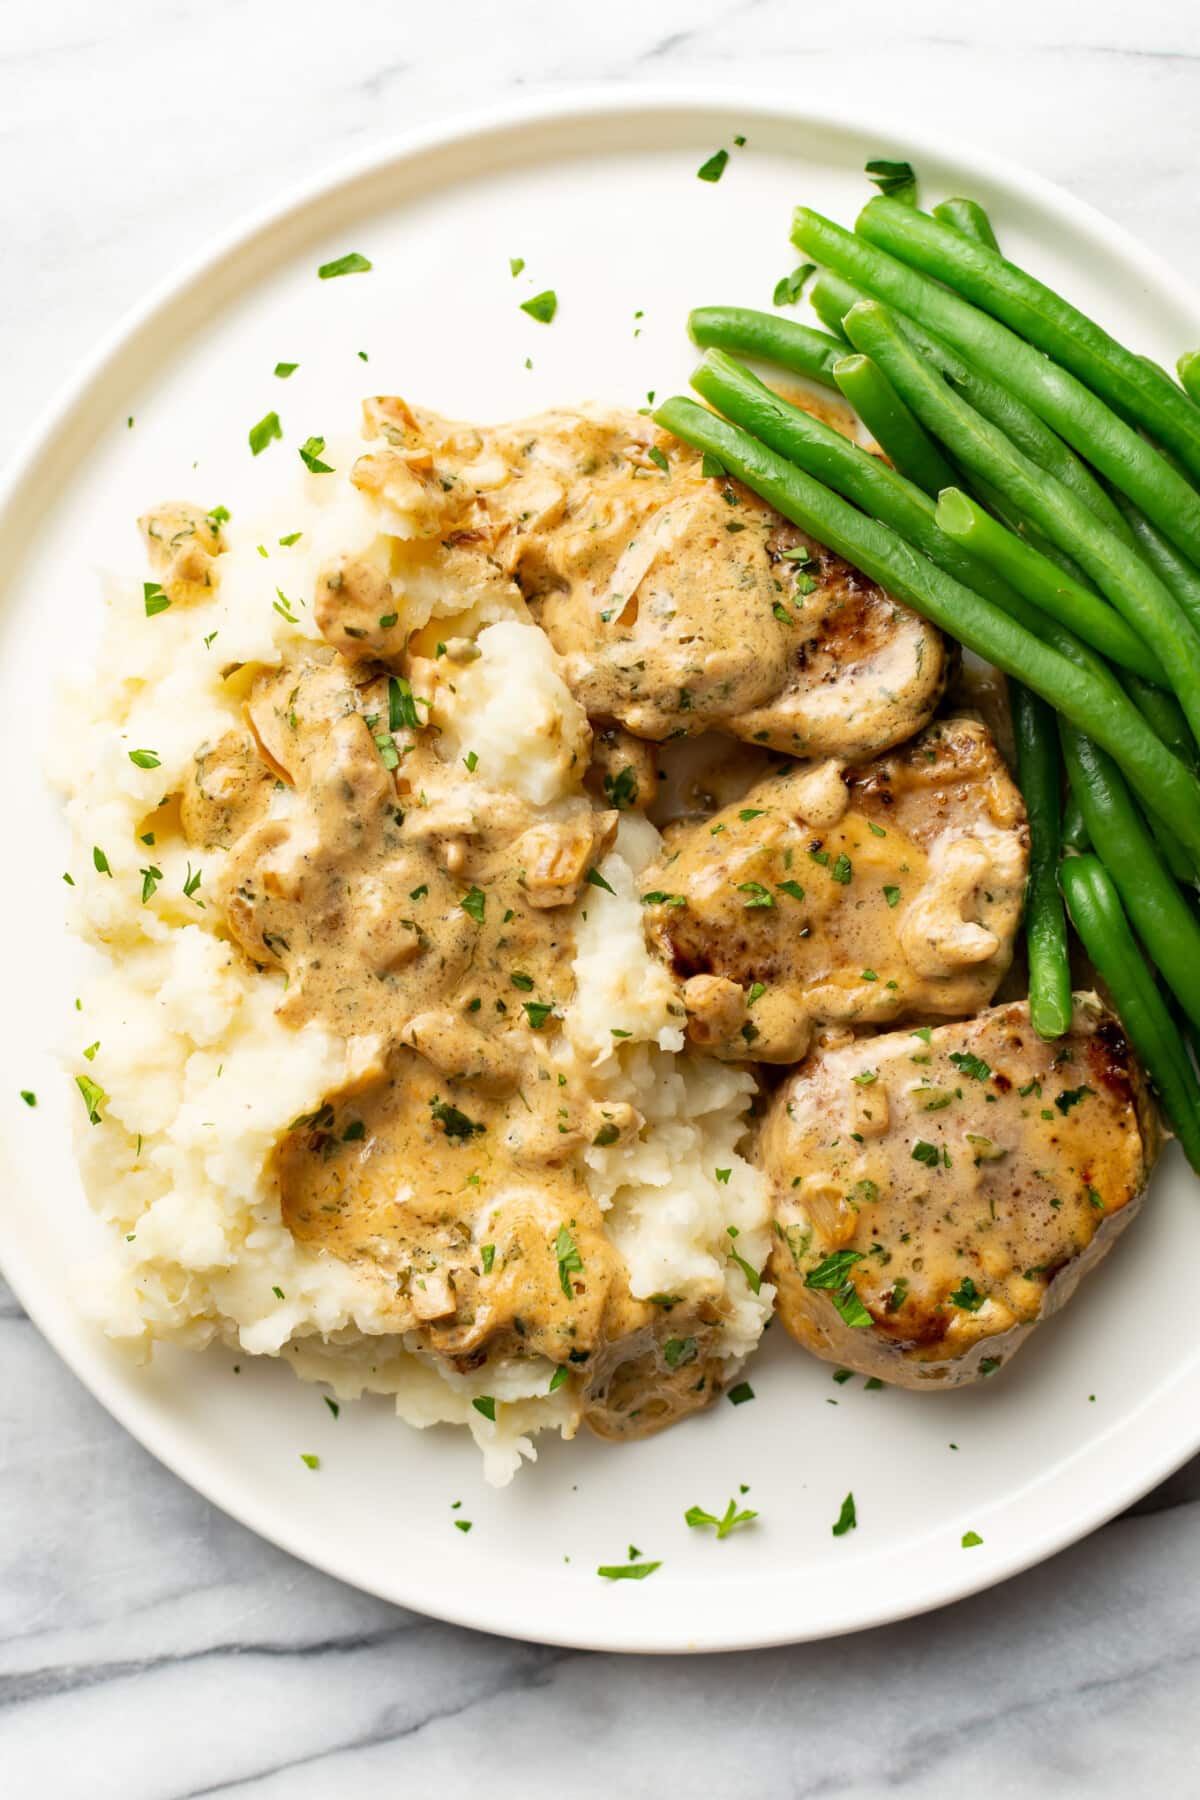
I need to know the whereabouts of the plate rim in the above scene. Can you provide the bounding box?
[3,81,1200,1654]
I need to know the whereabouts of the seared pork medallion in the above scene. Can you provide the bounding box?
[762,997,1160,1386]
[642,717,1028,1062]
[347,398,948,751]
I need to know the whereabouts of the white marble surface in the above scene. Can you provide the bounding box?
[4,0,1200,1791]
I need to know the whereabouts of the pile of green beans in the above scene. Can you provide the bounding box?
[669,183,1200,1169]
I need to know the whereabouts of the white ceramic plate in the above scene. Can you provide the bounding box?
[3,88,1200,1655]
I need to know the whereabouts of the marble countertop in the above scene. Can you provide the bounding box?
[4,1,1200,1791]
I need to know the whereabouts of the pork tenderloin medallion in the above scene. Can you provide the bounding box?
[761,996,1160,1387]
[642,716,1028,1062]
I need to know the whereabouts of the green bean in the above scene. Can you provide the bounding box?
[932,197,1000,251]
[1061,726,1200,1032]
[1010,684,1073,1038]
[831,353,957,495]
[855,195,1200,485]
[810,266,1132,539]
[935,488,1168,685]
[844,299,1200,744]
[1059,855,1200,1170]
[1110,489,1200,642]
[1180,351,1200,409]
[654,393,1200,864]
[791,207,1200,563]
[687,308,843,388]
[1118,674,1200,882]
[808,275,854,340]
[1062,790,1089,852]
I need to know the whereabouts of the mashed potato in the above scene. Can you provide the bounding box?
[56,431,772,1484]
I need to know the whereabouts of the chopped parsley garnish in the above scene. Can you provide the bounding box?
[139,864,162,903]
[727,1225,762,1294]
[886,1279,909,1312]
[739,807,766,822]
[640,889,685,906]
[143,580,170,617]
[430,1095,485,1140]
[647,445,670,474]
[274,362,298,378]
[463,750,479,773]
[686,1498,758,1539]
[1055,1085,1094,1114]
[831,1492,857,1537]
[949,1277,986,1312]
[697,148,729,182]
[715,1167,732,1184]
[979,1357,1001,1376]
[387,674,420,732]
[454,1519,472,1533]
[604,765,638,809]
[511,971,535,991]
[737,881,774,909]
[830,853,853,884]
[520,290,558,324]
[911,1139,939,1167]
[472,1395,496,1421]
[273,1286,285,1299]
[19,1091,36,1107]
[524,1001,555,1031]
[509,256,525,276]
[962,1530,983,1549]
[548,1366,569,1393]
[746,981,766,1006]
[318,251,372,278]
[726,1381,755,1406]
[299,1454,320,1470]
[127,748,161,769]
[341,1120,365,1142]
[597,1559,660,1580]
[459,886,486,924]
[273,589,298,623]
[664,1336,698,1369]
[75,1074,106,1125]
[950,1051,992,1082]
[298,435,333,474]
[92,847,111,876]
[248,411,282,456]
[805,1250,863,1289]
[182,863,203,902]
[912,1026,932,1043]
[585,866,615,894]
[867,820,887,838]
[852,1068,878,1087]
[477,1244,497,1277]
[883,884,901,908]
[324,1396,340,1418]
[773,262,815,307]
[865,157,917,204]
[554,1223,583,1298]
[776,880,805,901]
[278,531,302,546]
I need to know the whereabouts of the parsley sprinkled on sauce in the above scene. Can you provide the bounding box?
[911,1139,939,1167]
[697,148,729,183]
[883,884,901,908]
[299,1453,320,1470]
[961,1530,983,1548]
[388,674,421,731]
[737,881,774,909]
[341,1120,365,1142]
[524,1001,555,1031]
[776,880,805,902]
[480,1244,496,1275]
[472,1395,496,1421]
[555,1223,583,1298]
[979,1356,1002,1376]
[298,435,333,474]
[459,886,486,924]
[318,251,372,278]
[598,1558,660,1581]
[830,853,853,884]
[1055,1085,1094,1114]
[949,1276,986,1312]
[773,262,815,307]
[520,290,558,324]
[726,1381,755,1405]
[430,1096,485,1140]
[274,362,299,378]
[664,1336,698,1369]
[865,158,917,204]
[143,580,170,617]
[832,1492,857,1537]
[950,1051,992,1082]
[641,889,685,907]
[805,1250,871,1326]
[686,1498,758,1539]
[127,748,161,769]
[248,411,282,456]
[76,1075,106,1124]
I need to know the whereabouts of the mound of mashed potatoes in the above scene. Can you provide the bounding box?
[55,420,772,1483]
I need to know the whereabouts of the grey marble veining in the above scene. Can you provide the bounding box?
[4,1,1200,1791]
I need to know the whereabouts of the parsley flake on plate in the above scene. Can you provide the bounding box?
[318,252,372,278]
